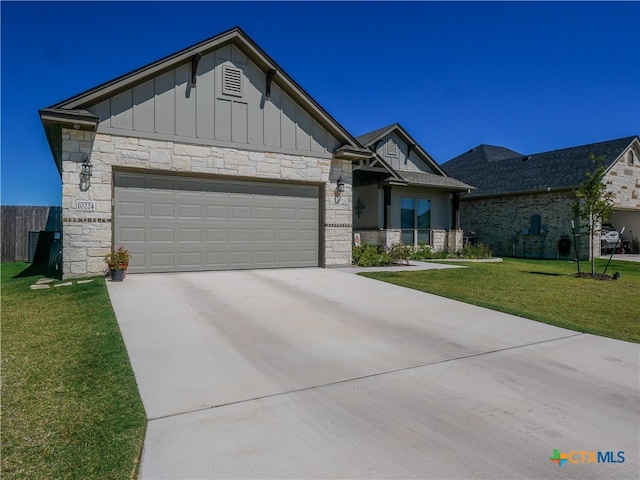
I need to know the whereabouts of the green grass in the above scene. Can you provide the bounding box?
[361,258,640,343]
[1,263,147,480]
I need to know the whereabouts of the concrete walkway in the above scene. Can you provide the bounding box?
[611,253,640,262]
[107,268,639,479]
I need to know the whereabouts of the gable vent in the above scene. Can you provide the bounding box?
[386,139,398,157]
[222,65,243,97]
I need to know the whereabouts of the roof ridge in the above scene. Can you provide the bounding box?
[523,135,638,157]
[355,123,398,144]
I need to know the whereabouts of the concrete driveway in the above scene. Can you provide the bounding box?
[107,268,639,479]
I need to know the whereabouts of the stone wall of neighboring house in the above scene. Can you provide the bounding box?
[60,129,352,277]
[459,191,594,260]
[606,148,640,210]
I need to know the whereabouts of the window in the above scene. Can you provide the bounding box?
[401,197,431,245]
[629,150,635,165]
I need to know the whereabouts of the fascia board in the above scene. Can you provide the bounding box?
[604,137,639,176]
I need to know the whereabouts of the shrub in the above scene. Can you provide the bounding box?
[352,243,391,267]
[459,242,493,259]
[387,242,412,265]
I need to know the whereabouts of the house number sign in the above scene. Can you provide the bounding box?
[77,201,95,211]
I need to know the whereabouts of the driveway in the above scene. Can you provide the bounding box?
[108,268,639,479]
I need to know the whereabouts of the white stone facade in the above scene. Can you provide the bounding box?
[61,129,353,277]
[606,146,640,210]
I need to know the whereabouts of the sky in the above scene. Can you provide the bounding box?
[1,1,639,206]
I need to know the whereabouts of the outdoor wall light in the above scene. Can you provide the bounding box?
[81,158,93,178]
[80,157,93,191]
[336,177,345,194]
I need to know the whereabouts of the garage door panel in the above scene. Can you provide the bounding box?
[278,208,296,220]
[278,230,296,241]
[205,251,228,265]
[230,251,252,265]
[119,201,146,217]
[255,207,275,220]
[149,203,174,218]
[178,252,202,266]
[115,171,320,273]
[148,176,175,190]
[178,204,202,218]
[149,228,174,242]
[149,252,175,269]
[255,229,275,242]
[231,206,251,219]
[118,174,146,189]
[298,229,318,241]
[254,251,275,264]
[231,229,252,241]
[179,228,202,242]
[119,227,145,242]
[206,229,228,242]
[205,205,228,219]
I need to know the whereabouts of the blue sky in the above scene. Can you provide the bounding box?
[1,1,639,206]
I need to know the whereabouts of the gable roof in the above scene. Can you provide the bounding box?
[40,26,370,171]
[356,123,449,177]
[355,124,396,148]
[354,123,474,191]
[442,136,639,199]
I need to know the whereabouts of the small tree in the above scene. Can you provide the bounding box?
[572,154,614,275]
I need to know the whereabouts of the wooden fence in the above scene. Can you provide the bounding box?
[1,206,62,262]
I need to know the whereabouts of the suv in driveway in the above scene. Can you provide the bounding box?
[601,224,620,252]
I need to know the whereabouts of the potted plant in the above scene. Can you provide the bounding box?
[104,246,130,281]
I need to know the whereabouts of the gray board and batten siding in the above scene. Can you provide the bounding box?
[375,133,436,174]
[87,44,340,158]
[114,171,320,273]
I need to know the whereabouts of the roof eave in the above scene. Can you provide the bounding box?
[334,146,375,161]
[403,181,476,192]
[39,108,100,130]
[462,185,575,200]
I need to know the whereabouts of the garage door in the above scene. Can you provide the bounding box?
[114,171,320,273]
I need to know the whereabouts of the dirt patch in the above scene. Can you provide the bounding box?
[572,272,615,280]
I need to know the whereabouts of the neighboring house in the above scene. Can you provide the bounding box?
[441,136,640,260]
[40,27,373,277]
[352,124,474,250]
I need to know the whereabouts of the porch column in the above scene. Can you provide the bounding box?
[451,192,460,230]
[383,185,392,229]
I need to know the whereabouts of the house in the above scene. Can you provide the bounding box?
[352,124,474,250]
[441,136,640,259]
[40,27,373,277]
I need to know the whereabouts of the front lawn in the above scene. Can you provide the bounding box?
[361,258,640,343]
[1,263,147,479]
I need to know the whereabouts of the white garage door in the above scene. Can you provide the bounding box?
[114,171,320,273]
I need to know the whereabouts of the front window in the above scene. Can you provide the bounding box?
[401,197,431,245]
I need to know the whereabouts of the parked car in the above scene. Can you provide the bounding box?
[601,224,620,252]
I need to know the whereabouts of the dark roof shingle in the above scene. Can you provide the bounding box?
[441,136,638,198]
[398,170,474,191]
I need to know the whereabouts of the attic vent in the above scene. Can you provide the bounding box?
[386,139,398,157]
[222,65,243,97]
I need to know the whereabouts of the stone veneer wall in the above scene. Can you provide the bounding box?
[459,191,594,260]
[60,129,352,277]
[446,230,464,251]
[606,148,640,210]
